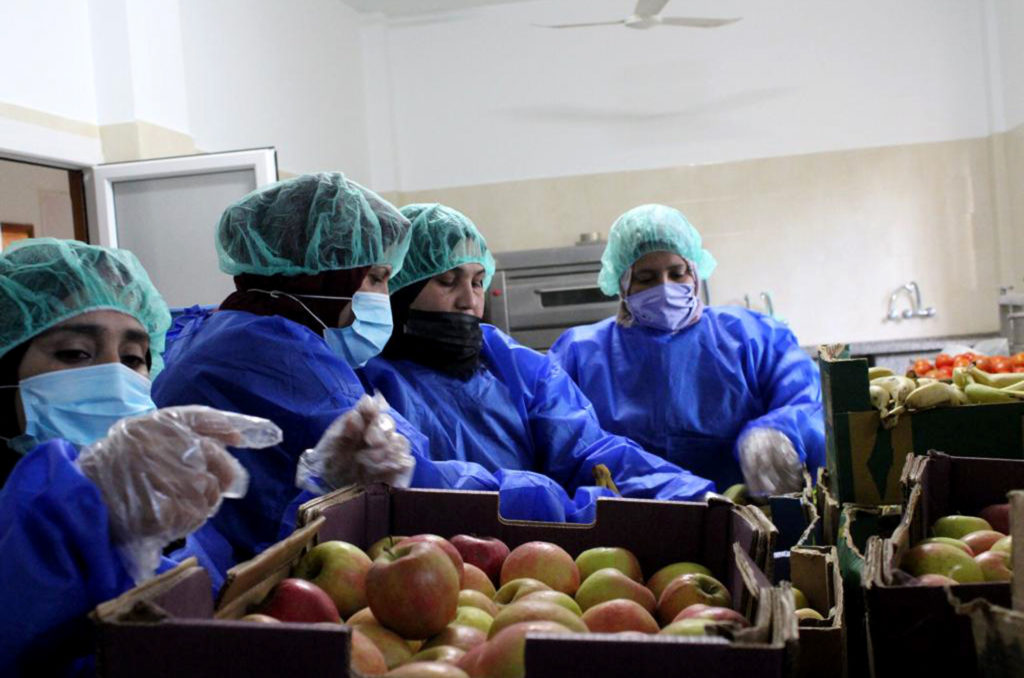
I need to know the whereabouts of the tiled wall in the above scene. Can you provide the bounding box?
[388,127,1024,346]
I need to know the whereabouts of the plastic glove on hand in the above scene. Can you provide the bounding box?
[737,427,803,498]
[76,405,282,582]
[299,393,415,493]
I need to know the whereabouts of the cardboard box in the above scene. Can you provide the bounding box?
[818,348,1024,505]
[768,481,821,582]
[789,546,845,678]
[93,486,795,677]
[862,452,1020,678]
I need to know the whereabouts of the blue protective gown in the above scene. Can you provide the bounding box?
[358,324,715,504]
[154,310,604,559]
[547,307,826,492]
[0,440,223,677]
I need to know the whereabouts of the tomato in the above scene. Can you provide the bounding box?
[1013,353,1024,367]
[934,366,953,379]
[934,353,954,369]
[1014,366,1024,373]
[912,359,934,375]
[992,357,1013,373]
[976,357,994,373]
[953,354,974,368]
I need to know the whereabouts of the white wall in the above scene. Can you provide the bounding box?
[376,0,992,191]
[991,0,1024,129]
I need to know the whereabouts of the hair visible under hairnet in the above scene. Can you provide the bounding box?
[0,238,171,374]
[216,172,412,278]
[389,203,496,293]
[598,204,717,297]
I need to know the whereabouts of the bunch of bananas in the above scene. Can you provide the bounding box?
[867,365,1024,428]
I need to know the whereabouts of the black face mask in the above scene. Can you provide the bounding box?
[389,310,483,380]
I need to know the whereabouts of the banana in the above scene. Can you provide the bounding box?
[868,366,894,380]
[967,366,1024,388]
[952,387,969,405]
[964,383,1024,404]
[871,376,916,407]
[869,385,890,413]
[904,381,961,411]
[1000,379,1024,394]
[915,377,938,387]
[952,367,974,390]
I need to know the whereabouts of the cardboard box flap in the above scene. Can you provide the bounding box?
[953,594,1024,678]
[791,546,839,620]
[1012,490,1024,612]
[92,558,211,623]
[771,583,800,646]
[215,515,325,615]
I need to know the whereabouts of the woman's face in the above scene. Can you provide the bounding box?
[14,309,150,431]
[337,265,391,327]
[410,263,486,318]
[626,251,694,296]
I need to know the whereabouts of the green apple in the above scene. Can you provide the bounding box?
[791,586,809,610]
[513,590,583,616]
[352,622,413,670]
[991,536,1012,558]
[574,567,656,613]
[932,515,992,540]
[901,542,985,583]
[656,573,731,626]
[493,577,550,604]
[659,618,715,636]
[293,540,372,619]
[387,661,471,677]
[574,546,643,583]
[919,537,975,557]
[976,551,1012,581]
[457,589,500,617]
[795,608,825,621]
[487,600,588,638]
[410,645,466,665]
[423,624,487,653]
[366,535,407,560]
[346,606,377,625]
[457,621,571,677]
[722,484,749,505]
[646,562,712,600]
[461,563,497,598]
[451,606,493,634]
[349,628,389,675]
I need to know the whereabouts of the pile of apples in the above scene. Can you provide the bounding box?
[899,502,1013,585]
[241,533,763,677]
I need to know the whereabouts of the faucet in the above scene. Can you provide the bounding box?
[759,291,775,318]
[886,281,936,321]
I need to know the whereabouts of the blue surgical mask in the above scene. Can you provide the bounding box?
[324,292,394,368]
[626,282,704,333]
[3,362,156,454]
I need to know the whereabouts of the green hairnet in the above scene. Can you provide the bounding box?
[598,204,717,296]
[389,203,496,293]
[0,238,171,375]
[216,172,412,278]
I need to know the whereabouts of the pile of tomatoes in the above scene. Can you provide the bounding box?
[911,352,1024,379]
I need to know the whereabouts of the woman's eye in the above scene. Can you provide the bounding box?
[54,349,91,364]
[121,355,146,369]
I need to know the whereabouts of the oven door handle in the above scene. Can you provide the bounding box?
[533,285,605,295]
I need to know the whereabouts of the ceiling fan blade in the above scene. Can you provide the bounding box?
[533,19,627,29]
[659,16,742,27]
[635,0,671,17]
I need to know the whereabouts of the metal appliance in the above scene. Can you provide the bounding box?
[999,289,1024,354]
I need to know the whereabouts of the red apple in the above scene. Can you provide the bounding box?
[500,542,580,595]
[450,534,510,584]
[387,661,470,677]
[672,604,749,627]
[350,628,388,675]
[457,621,572,678]
[980,503,1011,535]
[487,600,589,638]
[424,624,488,652]
[646,562,712,601]
[367,541,461,639]
[513,590,582,617]
[976,550,1012,581]
[656,573,731,626]
[293,540,372,618]
[257,578,340,623]
[398,535,466,587]
[581,599,659,634]
[901,542,984,583]
[961,530,1006,556]
[919,537,975,557]
[461,564,496,598]
[355,622,414,669]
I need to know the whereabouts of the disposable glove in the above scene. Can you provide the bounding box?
[737,427,803,497]
[297,393,415,494]
[76,405,282,583]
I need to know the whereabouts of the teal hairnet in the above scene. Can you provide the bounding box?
[0,238,172,375]
[389,203,496,293]
[598,204,717,296]
[216,172,412,278]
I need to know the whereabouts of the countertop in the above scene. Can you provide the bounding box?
[801,333,1003,358]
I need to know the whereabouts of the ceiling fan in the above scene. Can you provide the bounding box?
[534,0,740,30]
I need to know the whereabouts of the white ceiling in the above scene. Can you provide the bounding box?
[341,0,536,16]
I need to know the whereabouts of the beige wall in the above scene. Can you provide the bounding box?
[0,159,75,246]
[392,128,1024,347]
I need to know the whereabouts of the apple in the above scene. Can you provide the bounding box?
[350,627,389,675]
[659,618,715,636]
[573,567,656,613]
[456,621,572,678]
[795,608,825,622]
[494,578,551,605]
[367,541,461,639]
[513,590,582,616]
[646,562,712,601]
[574,547,643,583]
[961,530,1006,555]
[423,624,488,652]
[411,645,466,665]
[367,535,407,560]
[500,542,580,595]
[257,578,341,623]
[293,540,372,618]
[398,535,466,586]
[581,599,659,634]
[722,484,749,505]
[458,589,500,617]
[791,587,809,610]
[920,537,975,557]
[353,622,414,669]
[976,550,1012,581]
[980,503,1011,535]
[487,600,589,638]
[991,536,1012,557]
[387,661,471,677]
[915,573,958,586]
[451,606,494,634]
[462,563,497,598]
[347,606,378,625]
[656,573,731,626]
[932,515,992,540]
[900,542,985,583]
[450,535,510,584]
[672,604,749,627]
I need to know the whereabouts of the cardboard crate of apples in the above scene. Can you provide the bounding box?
[861,452,1023,678]
[783,546,845,678]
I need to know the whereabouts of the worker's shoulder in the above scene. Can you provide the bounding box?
[706,305,787,333]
